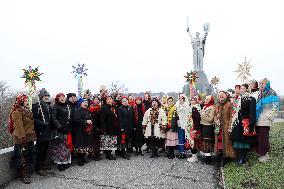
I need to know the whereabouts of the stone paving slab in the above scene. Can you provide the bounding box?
[5,153,218,189]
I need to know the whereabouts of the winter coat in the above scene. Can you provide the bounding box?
[117,105,135,135]
[11,107,37,144]
[167,105,179,132]
[231,95,256,144]
[142,108,167,139]
[66,100,76,133]
[257,98,279,127]
[176,99,190,129]
[32,101,51,142]
[200,106,215,125]
[89,104,101,135]
[214,100,236,158]
[73,107,93,148]
[50,103,71,142]
[100,105,117,136]
[133,104,145,147]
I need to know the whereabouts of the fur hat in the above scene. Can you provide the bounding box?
[38,88,50,99]
[66,93,76,100]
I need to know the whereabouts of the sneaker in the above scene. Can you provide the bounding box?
[187,154,198,162]
[258,153,269,163]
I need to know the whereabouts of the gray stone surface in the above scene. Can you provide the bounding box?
[0,148,16,187]
[4,154,218,189]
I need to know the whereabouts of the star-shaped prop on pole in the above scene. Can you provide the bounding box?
[21,66,43,88]
[71,63,88,78]
[234,57,252,83]
[71,63,88,98]
[210,76,220,86]
[210,76,220,93]
[184,71,198,84]
[21,65,43,109]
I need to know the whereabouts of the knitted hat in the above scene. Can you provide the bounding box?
[38,88,50,99]
[66,93,76,100]
[77,98,88,108]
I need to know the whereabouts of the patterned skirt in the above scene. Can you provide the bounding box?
[100,135,117,151]
[165,131,178,147]
[50,141,71,164]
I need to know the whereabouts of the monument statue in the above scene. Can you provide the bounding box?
[187,23,210,72]
[183,21,214,96]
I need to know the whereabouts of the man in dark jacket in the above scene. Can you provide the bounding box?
[32,88,51,176]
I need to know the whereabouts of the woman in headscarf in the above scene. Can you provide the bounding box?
[142,98,167,158]
[256,78,279,162]
[230,84,257,166]
[186,96,202,163]
[9,94,37,184]
[100,96,118,160]
[50,93,71,171]
[200,95,215,163]
[133,97,145,156]
[165,96,179,159]
[73,98,94,166]
[175,94,190,159]
[214,91,236,167]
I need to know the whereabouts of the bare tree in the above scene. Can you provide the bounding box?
[109,81,128,96]
[0,81,16,149]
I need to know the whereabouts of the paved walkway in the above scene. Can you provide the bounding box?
[5,153,218,189]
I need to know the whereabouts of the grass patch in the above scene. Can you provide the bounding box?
[224,122,284,189]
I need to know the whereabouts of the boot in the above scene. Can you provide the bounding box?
[178,153,186,159]
[236,156,246,166]
[135,148,139,156]
[138,148,144,156]
[220,157,226,167]
[58,164,67,170]
[77,155,84,166]
[150,149,156,158]
[19,166,31,184]
[121,150,130,160]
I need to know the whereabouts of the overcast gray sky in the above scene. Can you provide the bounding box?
[0,0,283,96]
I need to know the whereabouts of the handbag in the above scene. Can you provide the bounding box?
[242,119,256,136]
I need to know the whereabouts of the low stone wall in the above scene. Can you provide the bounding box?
[0,147,16,187]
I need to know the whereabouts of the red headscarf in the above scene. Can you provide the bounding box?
[55,93,65,104]
[203,95,215,109]
[8,94,28,134]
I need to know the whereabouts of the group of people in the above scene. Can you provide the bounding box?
[8,78,279,184]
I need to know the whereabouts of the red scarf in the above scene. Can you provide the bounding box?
[203,95,215,109]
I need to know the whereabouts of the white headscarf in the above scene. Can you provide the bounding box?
[175,94,190,129]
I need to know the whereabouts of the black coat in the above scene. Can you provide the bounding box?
[32,101,51,142]
[66,100,76,133]
[133,104,145,147]
[118,105,135,135]
[192,107,201,131]
[231,96,257,144]
[73,107,93,148]
[169,111,179,132]
[100,105,117,136]
[50,103,71,141]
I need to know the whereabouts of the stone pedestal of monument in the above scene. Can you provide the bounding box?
[182,71,215,97]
